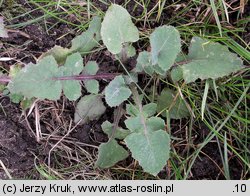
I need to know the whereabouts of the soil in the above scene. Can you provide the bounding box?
[0,0,249,179]
[0,97,38,179]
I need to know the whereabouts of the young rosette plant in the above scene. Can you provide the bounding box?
[96,4,244,176]
[0,3,245,176]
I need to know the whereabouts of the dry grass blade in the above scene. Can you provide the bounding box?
[0,160,12,179]
[35,103,42,142]
[240,0,246,13]
[209,0,223,36]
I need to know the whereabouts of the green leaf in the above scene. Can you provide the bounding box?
[153,64,166,76]
[9,53,83,101]
[70,16,101,54]
[101,121,131,140]
[62,52,83,74]
[96,139,128,168]
[176,52,188,62]
[182,37,243,83]
[125,130,170,176]
[143,103,157,117]
[135,51,154,75]
[101,4,139,54]
[9,64,22,78]
[0,72,5,92]
[8,56,62,100]
[157,88,190,119]
[0,84,5,93]
[83,61,99,94]
[40,45,71,65]
[62,80,81,101]
[170,53,188,82]
[104,75,132,107]
[125,116,165,133]
[74,94,106,125]
[126,104,139,117]
[150,25,181,72]
[0,17,8,38]
[124,45,136,58]
[40,17,101,63]
[9,93,24,104]
[61,52,83,100]
[123,72,138,85]
[84,61,99,75]
[146,117,165,131]
[85,80,99,94]
[117,44,136,62]
[20,98,35,110]
[125,88,170,175]
[125,116,141,132]
[170,66,183,82]
[126,103,157,117]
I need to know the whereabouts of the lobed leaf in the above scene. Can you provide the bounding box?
[101,121,131,140]
[182,37,243,83]
[125,116,142,132]
[8,56,62,100]
[101,4,139,54]
[40,45,71,65]
[123,88,170,175]
[125,130,170,176]
[40,17,101,64]
[61,52,83,100]
[125,116,165,133]
[126,103,157,117]
[146,117,166,132]
[170,53,188,82]
[71,16,102,53]
[104,75,132,107]
[62,80,82,101]
[96,139,128,168]
[83,61,99,94]
[143,103,158,117]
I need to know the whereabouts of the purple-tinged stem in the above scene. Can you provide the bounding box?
[0,76,11,83]
[0,73,120,84]
[52,73,120,81]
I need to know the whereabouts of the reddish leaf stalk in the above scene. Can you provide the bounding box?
[0,76,11,83]
[52,73,120,81]
[0,73,120,84]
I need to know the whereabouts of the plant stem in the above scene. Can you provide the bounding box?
[109,103,125,141]
[0,73,120,83]
[130,83,149,140]
[0,76,11,83]
[52,73,120,81]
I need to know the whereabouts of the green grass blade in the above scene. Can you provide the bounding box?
[209,0,222,36]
